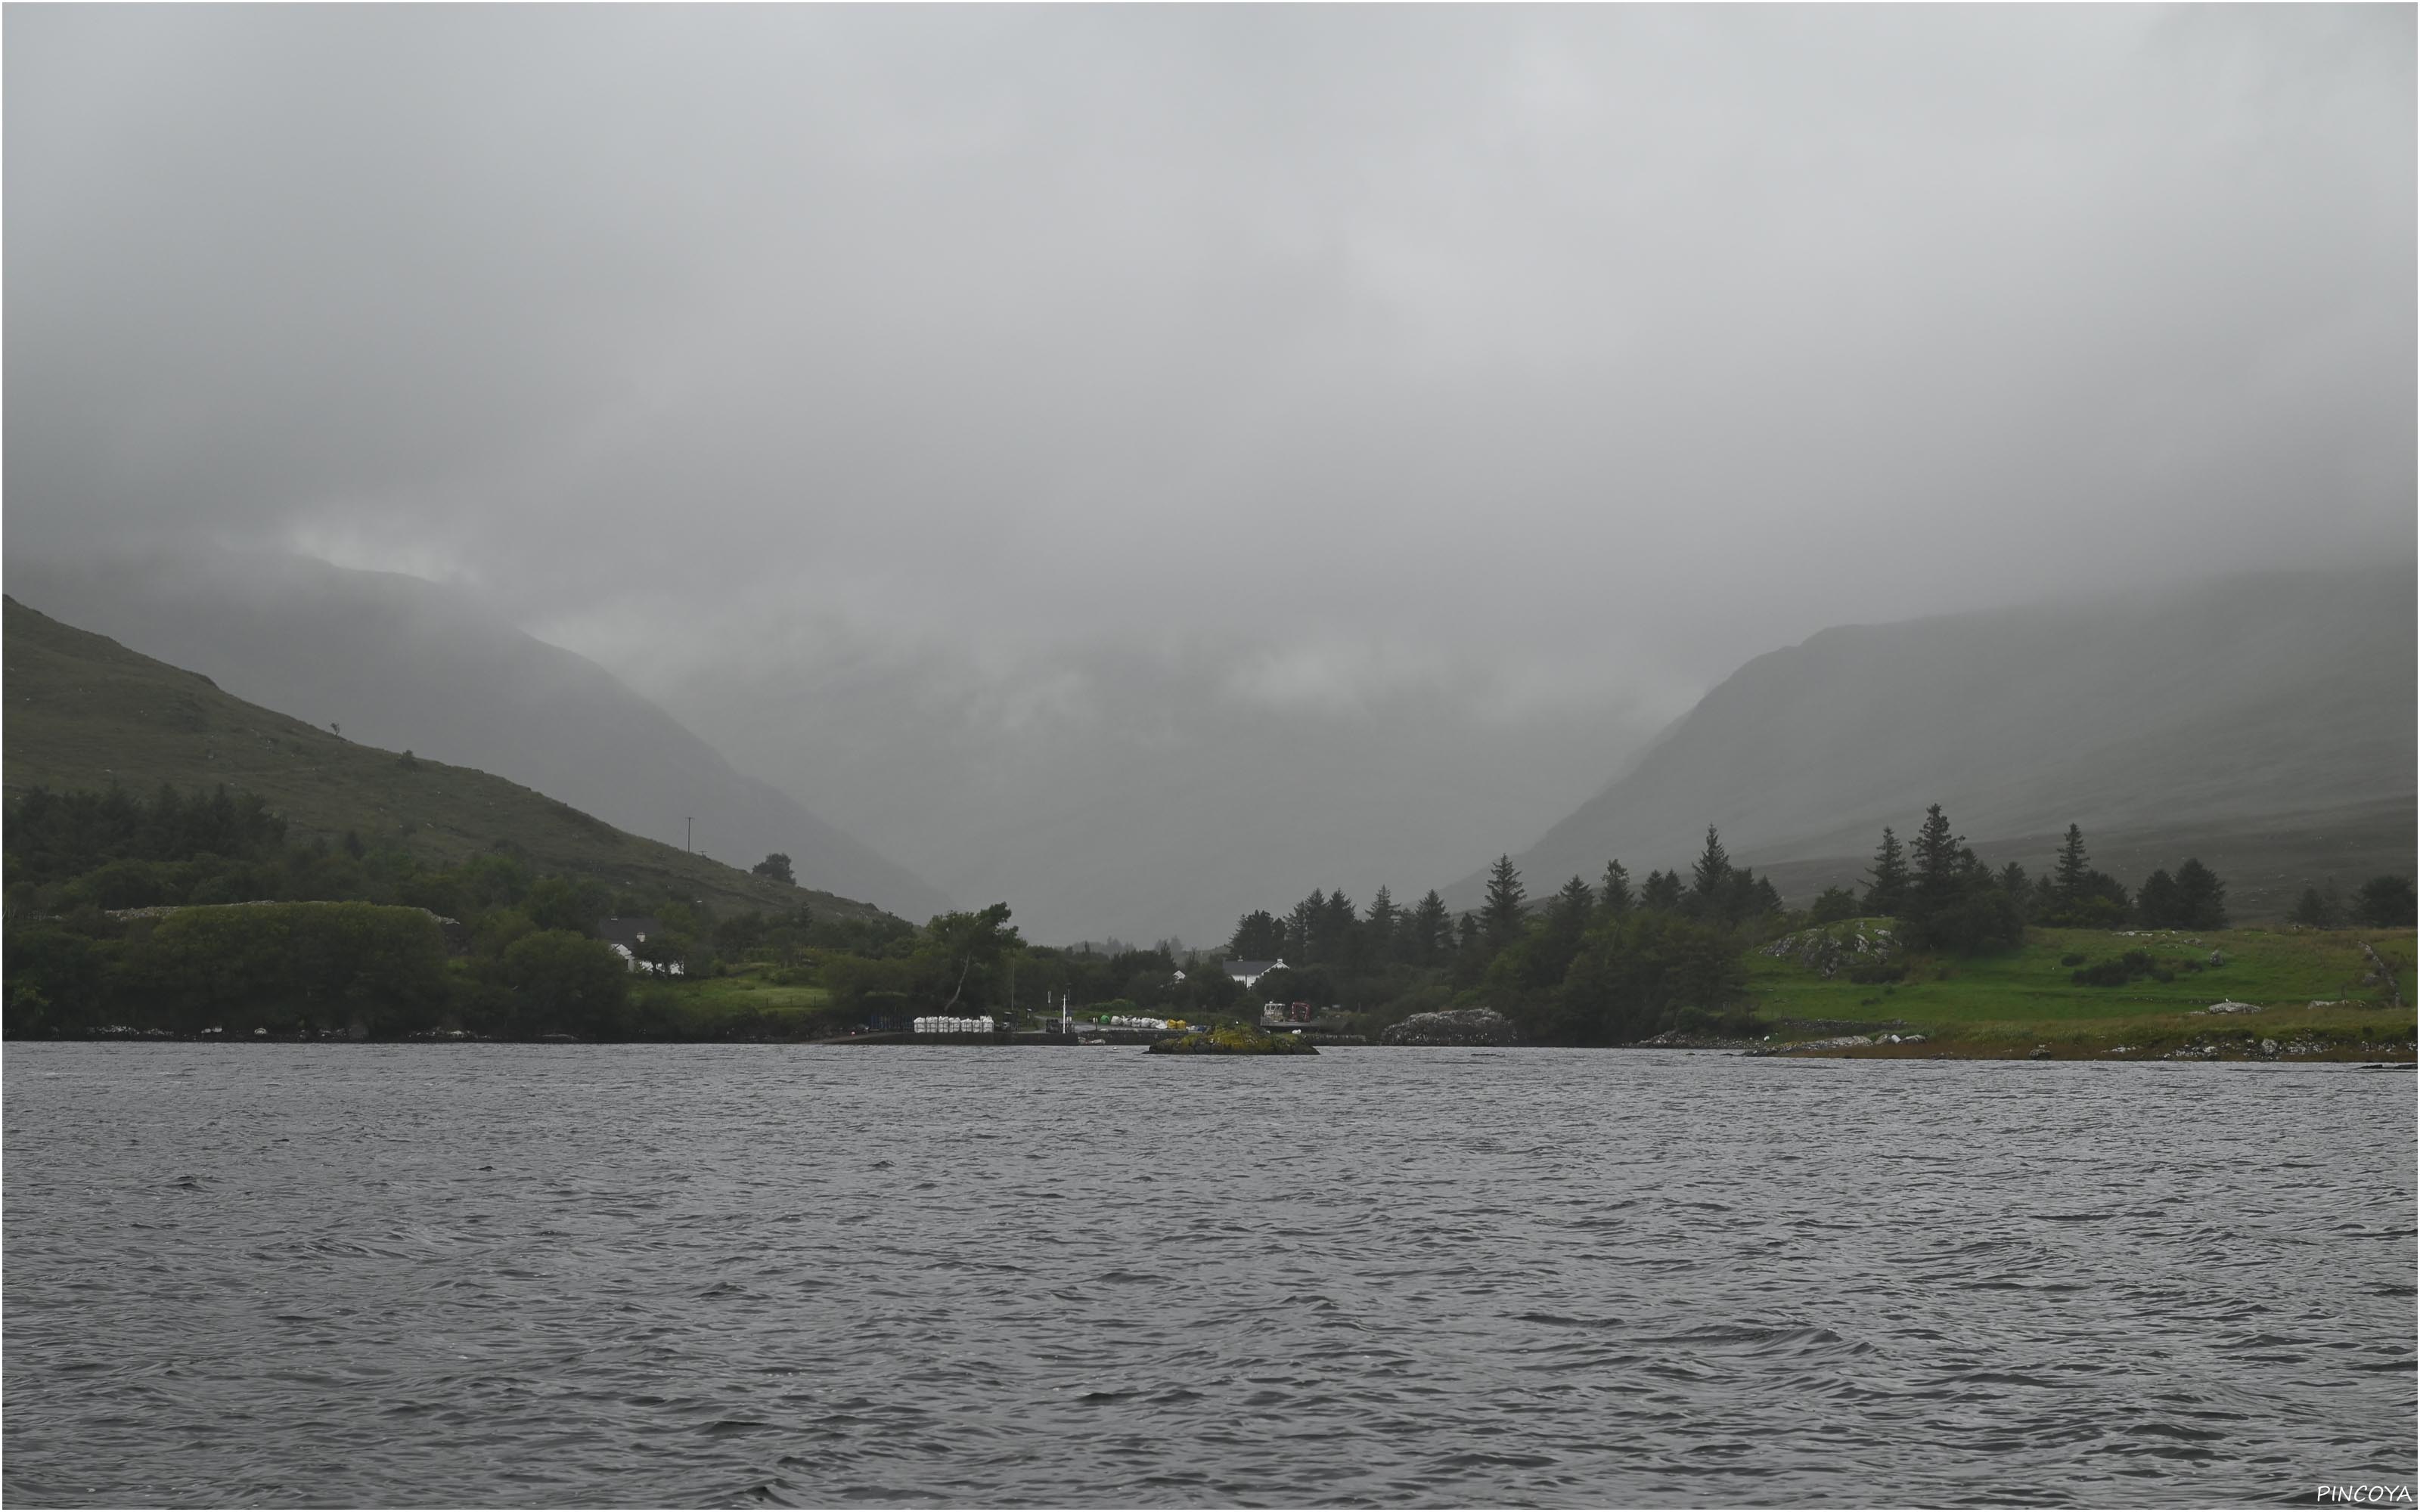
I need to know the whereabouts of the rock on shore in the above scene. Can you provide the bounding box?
[1758,922,1895,979]
[1381,1008,1518,1046]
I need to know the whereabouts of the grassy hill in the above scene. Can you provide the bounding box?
[3,596,891,922]
[7,550,951,919]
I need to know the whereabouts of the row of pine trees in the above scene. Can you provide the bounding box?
[1229,807,2248,984]
[1215,805,2311,1041]
[1224,830,1784,978]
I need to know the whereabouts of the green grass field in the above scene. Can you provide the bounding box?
[1745,922,2416,1059]
[631,965,839,1039]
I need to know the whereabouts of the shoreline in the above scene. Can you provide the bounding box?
[11,1033,2412,1064]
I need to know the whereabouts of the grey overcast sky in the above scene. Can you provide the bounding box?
[8,6,2413,941]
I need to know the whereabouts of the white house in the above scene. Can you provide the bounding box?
[597,916,685,975]
[1224,957,1286,990]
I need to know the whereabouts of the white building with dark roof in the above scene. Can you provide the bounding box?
[1223,957,1286,990]
[597,916,685,975]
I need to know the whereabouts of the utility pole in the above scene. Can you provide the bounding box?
[685,816,693,852]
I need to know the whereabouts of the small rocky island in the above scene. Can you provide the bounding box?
[1147,1023,1320,1055]
[1379,1007,1518,1046]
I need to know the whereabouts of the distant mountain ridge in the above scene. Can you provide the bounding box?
[2,596,886,920]
[4,551,952,922]
[1461,566,2416,916]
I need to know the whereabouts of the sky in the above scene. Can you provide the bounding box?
[8,6,2413,943]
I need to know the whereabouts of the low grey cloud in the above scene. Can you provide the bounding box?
[8,6,2410,939]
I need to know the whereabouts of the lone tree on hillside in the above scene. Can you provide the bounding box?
[1862,827,1910,917]
[752,852,796,885]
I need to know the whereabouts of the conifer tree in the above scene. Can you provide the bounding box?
[2136,868,2180,927]
[1862,826,1910,917]
[1599,860,1634,916]
[1405,890,1452,965]
[2172,858,2228,930]
[1286,890,1324,962]
[1364,886,1399,960]
[2356,876,2417,927]
[1640,868,1685,912]
[1910,804,1962,908]
[1319,889,1357,965]
[1229,909,1284,962]
[2052,824,2092,900]
[1689,826,1733,906]
[1480,855,1528,950]
[1552,875,1595,933]
[1748,873,1784,919]
[2288,884,2341,929]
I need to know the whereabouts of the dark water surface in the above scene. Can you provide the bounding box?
[5,1045,2413,1507]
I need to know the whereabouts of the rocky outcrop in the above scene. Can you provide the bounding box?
[1639,1027,1761,1049]
[1149,1024,1317,1056]
[1381,1007,1518,1046]
[1758,922,1896,979]
[2360,941,2404,1008]
[1745,1030,1927,1056]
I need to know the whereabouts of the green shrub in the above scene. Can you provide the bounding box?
[501,930,630,1035]
[126,901,449,1033]
[2071,950,2156,988]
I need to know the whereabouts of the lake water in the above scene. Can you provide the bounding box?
[5,1044,2413,1507]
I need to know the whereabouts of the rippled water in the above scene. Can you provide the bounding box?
[5,1044,2413,1507]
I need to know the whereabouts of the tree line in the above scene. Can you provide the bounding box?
[9,782,2410,1043]
[5,783,1255,1039]
[1214,827,1788,1043]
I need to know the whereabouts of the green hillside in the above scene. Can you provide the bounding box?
[2,596,889,922]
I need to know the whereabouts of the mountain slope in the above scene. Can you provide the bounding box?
[5,552,951,921]
[2,596,889,921]
[1472,566,2415,914]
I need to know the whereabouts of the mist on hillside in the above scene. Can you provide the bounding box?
[1457,566,2418,911]
[7,7,2412,942]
